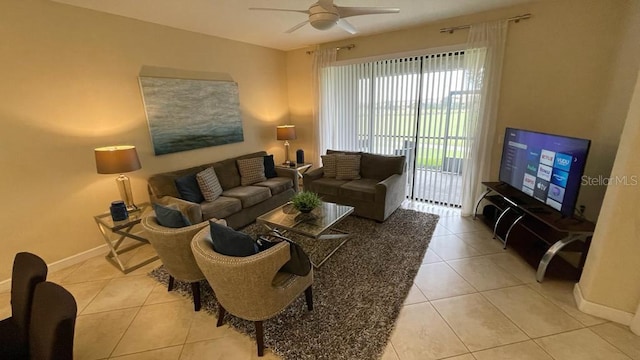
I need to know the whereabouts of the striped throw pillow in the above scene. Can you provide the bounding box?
[237,157,267,186]
[196,167,223,202]
[335,154,361,180]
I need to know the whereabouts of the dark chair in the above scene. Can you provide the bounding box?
[29,282,77,360]
[0,252,48,359]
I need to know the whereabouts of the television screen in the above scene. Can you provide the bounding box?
[499,128,591,217]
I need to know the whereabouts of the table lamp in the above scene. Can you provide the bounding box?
[276,125,296,164]
[95,145,142,210]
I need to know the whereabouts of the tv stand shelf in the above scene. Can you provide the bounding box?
[474,182,595,282]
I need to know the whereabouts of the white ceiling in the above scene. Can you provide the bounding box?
[51,0,534,51]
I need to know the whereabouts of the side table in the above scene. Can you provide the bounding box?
[276,163,312,178]
[277,163,312,190]
[93,202,159,274]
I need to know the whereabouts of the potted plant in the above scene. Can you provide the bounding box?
[291,191,322,213]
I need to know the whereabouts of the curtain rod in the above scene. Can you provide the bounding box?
[440,13,532,34]
[306,44,355,55]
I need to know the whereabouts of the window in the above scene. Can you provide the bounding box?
[320,51,479,206]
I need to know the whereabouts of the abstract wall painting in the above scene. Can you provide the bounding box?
[139,76,244,155]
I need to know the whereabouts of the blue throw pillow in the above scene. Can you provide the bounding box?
[175,173,204,203]
[209,221,258,257]
[153,203,192,228]
[264,154,278,179]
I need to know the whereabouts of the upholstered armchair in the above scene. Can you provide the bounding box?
[141,216,226,311]
[191,227,313,357]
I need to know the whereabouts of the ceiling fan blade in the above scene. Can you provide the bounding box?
[337,18,357,34]
[285,20,310,33]
[249,7,309,15]
[336,6,400,18]
[318,0,334,10]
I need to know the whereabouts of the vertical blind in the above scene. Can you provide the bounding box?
[320,50,480,206]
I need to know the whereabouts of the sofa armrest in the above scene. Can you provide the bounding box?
[375,172,407,214]
[304,167,323,182]
[275,167,299,191]
[156,196,203,224]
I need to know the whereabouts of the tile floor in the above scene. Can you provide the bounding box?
[2,202,639,360]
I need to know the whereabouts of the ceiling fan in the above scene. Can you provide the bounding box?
[249,0,400,34]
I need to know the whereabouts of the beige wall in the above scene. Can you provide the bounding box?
[578,69,640,314]
[0,0,289,280]
[576,0,640,315]
[286,49,317,164]
[287,0,640,221]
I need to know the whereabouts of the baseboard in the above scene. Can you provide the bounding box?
[573,283,635,325]
[0,244,108,293]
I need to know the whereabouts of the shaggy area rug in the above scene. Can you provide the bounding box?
[149,208,439,360]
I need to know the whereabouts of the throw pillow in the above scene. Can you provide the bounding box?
[237,157,267,186]
[263,155,278,179]
[321,154,339,178]
[209,221,258,257]
[152,203,192,228]
[335,154,362,180]
[196,167,223,202]
[174,173,205,203]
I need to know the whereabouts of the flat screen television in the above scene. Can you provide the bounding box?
[498,127,591,217]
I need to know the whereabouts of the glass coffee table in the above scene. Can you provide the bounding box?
[256,201,354,267]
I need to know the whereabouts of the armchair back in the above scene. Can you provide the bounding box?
[191,227,313,321]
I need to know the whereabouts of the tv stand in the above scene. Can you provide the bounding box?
[474,182,595,282]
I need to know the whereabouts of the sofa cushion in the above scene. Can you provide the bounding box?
[174,173,205,203]
[196,167,223,202]
[336,154,361,180]
[360,153,405,180]
[327,149,362,156]
[263,155,278,178]
[222,186,271,208]
[152,203,192,228]
[148,174,181,199]
[209,221,258,257]
[201,196,242,220]
[307,178,349,197]
[321,154,339,178]
[338,179,378,202]
[237,157,267,186]
[212,159,241,191]
[210,151,268,190]
[254,177,293,196]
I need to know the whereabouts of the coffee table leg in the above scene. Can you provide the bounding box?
[313,229,350,268]
[258,223,351,268]
[313,235,349,268]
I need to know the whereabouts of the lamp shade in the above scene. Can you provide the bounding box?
[276,125,296,141]
[95,145,142,174]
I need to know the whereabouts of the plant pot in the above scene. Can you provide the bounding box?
[298,207,314,214]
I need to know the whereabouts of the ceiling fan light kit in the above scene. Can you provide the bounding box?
[309,4,339,30]
[250,0,400,34]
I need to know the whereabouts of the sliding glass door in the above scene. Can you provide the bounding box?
[320,50,478,207]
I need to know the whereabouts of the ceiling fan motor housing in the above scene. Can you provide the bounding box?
[309,3,339,30]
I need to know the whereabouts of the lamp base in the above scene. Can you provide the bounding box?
[284,140,291,165]
[116,174,137,210]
